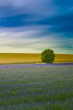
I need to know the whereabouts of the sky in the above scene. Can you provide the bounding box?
[0,0,73,54]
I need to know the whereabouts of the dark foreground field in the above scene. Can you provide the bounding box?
[0,64,73,110]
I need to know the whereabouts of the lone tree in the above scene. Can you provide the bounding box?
[41,49,55,63]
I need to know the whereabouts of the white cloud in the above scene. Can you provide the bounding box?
[0,28,73,53]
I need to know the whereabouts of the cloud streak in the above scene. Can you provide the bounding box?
[0,29,73,54]
[0,0,73,53]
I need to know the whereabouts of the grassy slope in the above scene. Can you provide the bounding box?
[0,53,73,64]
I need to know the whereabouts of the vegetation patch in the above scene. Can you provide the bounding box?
[0,65,73,109]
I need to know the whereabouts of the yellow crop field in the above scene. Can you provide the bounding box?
[0,53,41,64]
[0,53,73,64]
[54,54,73,63]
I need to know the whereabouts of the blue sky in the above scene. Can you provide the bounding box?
[0,0,73,54]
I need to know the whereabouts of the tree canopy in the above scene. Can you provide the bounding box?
[41,49,55,63]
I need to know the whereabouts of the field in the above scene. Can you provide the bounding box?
[0,53,73,64]
[0,64,73,110]
[0,53,41,64]
[54,54,73,63]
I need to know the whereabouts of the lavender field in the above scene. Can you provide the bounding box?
[0,64,73,110]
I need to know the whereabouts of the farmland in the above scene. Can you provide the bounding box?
[0,64,73,110]
[54,54,73,63]
[0,53,73,64]
[0,53,41,64]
